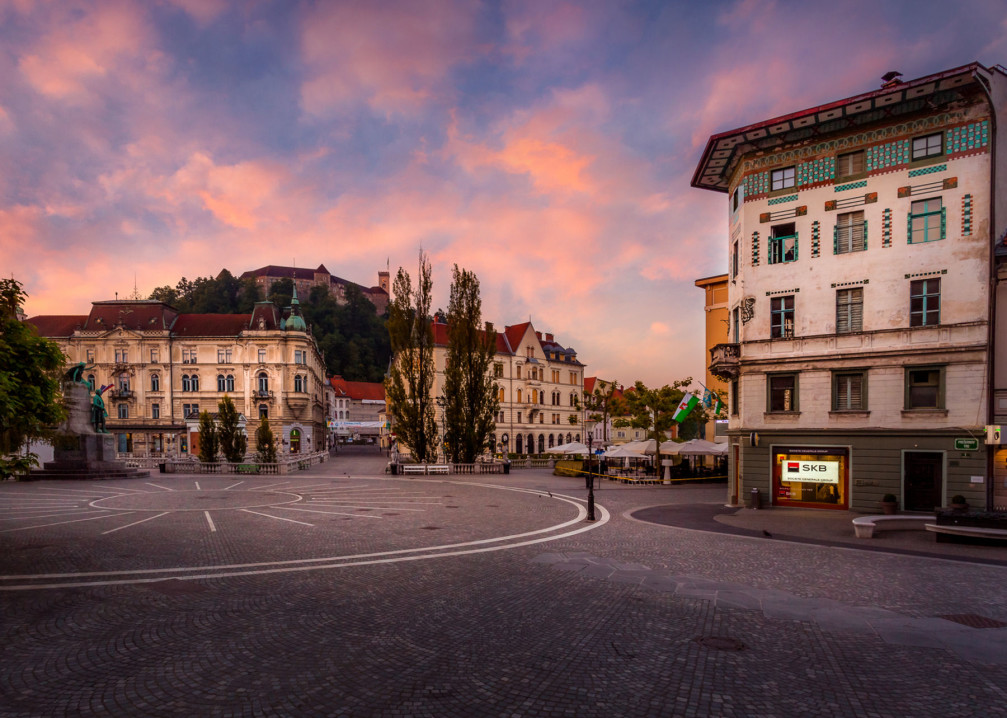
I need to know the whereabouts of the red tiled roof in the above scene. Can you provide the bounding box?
[83,301,177,331]
[330,376,385,401]
[431,321,511,354]
[25,315,87,337]
[171,314,253,337]
[241,265,316,281]
[504,322,532,351]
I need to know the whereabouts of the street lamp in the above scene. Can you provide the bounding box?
[435,396,447,462]
[585,433,596,521]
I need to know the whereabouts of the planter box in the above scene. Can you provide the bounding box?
[934,510,1007,544]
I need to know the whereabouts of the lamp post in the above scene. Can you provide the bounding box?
[585,433,596,521]
[435,396,447,463]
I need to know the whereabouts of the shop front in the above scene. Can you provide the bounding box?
[771,445,849,510]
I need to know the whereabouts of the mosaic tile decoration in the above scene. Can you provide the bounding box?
[745,171,769,200]
[797,157,835,188]
[866,139,910,173]
[752,231,760,266]
[882,208,892,248]
[962,194,972,237]
[947,120,989,155]
[811,221,820,258]
[767,194,798,206]
[835,180,868,193]
[908,164,947,178]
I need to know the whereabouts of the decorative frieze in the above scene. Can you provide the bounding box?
[752,231,760,267]
[882,208,892,248]
[908,164,947,178]
[962,194,973,236]
[946,120,989,156]
[835,180,868,193]
[768,194,798,206]
[811,221,821,258]
[904,269,948,279]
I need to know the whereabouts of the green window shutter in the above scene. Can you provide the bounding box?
[794,234,799,261]
[940,207,946,239]
[833,225,838,254]
[907,212,912,243]
[863,219,868,250]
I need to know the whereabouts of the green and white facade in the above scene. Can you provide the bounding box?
[693,63,1007,512]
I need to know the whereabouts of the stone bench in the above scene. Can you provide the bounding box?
[852,515,934,538]
[925,524,1007,540]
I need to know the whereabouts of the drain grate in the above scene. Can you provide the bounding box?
[693,636,746,651]
[938,614,1007,629]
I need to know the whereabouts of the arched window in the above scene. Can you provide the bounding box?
[498,387,504,402]
[259,404,268,419]
[516,365,522,379]
[294,375,305,392]
[217,374,226,392]
[527,433,534,454]
[570,393,576,406]
[258,372,269,393]
[517,388,522,403]
[537,435,545,453]
[118,404,128,419]
[566,433,572,443]
[182,375,191,392]
[150,374,159,391]
[575,434,580,443]
[531,389,538,404]
[226,375,234,392]
[548,434,555,448]
[516,434,523,453]
[540,390,545,405]
[191,375,199,391]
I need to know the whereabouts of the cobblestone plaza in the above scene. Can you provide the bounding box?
[2,449,1005,717]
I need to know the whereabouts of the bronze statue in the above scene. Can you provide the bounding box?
[92,385,110,434]
[64,362,95,385]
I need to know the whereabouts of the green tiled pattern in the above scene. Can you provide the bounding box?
[908,164,947,178]
[745,171,768,198]
[866,139,909,172]
[767,194,798,206]
[947,120,989,154]
[797,157,835,187]
[834,180,867,193]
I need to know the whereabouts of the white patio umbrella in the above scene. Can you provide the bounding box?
[621,439,657,455]
[673,439,728,455]
[603,445,650,459]
[556,441,590,455]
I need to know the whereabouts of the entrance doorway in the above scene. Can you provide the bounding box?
[289,428,301,454]
[904,451,943,511]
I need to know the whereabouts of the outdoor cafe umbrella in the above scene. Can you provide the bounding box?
[669,438,728,455]
[555,441,590,455]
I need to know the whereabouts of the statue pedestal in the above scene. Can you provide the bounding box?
[30,382,149,481]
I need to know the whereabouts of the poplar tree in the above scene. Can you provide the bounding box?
[385,252,438,462]
[443,265,498,463]
[217,395,246,463]
[197,410,219,464]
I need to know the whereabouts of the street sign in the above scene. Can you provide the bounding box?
[954,438,979,451]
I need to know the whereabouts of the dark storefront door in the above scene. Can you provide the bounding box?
[904,452,943,511]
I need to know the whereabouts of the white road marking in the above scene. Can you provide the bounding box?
[102,512,170,535]
[205,511,216,532]
[275,483,333,492]
[222,481,244,491]
[304,504,428,511]
[240,509,314,526]
[0,512,134,533]
[248,481,290,491]
[145,482,174,491]
[0,509,98,521]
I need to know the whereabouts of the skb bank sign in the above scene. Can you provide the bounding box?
[782,460,840,484]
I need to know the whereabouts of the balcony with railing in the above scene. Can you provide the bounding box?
[709,343,740,380]
[109,388,135,401]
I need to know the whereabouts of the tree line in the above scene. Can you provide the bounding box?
[149,270,390,383]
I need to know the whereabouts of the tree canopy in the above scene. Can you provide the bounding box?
[616,378,706,471]
[0,279,67,478]
[583,379,624,445]
[442,265,498,463]
[385,252,438,462]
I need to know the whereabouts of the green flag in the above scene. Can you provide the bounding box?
[672,393,699,422]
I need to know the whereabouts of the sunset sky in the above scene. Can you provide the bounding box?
[5,0,1006,388]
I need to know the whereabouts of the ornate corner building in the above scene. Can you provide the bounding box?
[27,295,327,457]
[692,62,1007,512]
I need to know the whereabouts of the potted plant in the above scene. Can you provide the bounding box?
[950,494,969,511]
[881,493,898,515]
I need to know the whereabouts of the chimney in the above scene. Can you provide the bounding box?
[535,331,542,340]
[485,321,494,333]
[546,333,553,342]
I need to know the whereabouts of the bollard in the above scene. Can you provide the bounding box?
[749,487,761,510]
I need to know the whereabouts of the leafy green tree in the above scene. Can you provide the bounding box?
[583,379,624,445]
[616,378,697,473]
[196,410,219,464]
[216,395,246,463]
[442,265,498,463]
[0,279,67,478]
[268,277,294,311]
[255,417,277,463]
[385,252,438,462]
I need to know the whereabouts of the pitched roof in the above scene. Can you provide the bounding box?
[431,320,511,354]
[25,315,87,337]
[329,376,385,401]
[171,314,253,337]
[83,301,177,331]
[240,265,316,281]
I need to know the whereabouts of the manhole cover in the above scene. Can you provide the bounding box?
[938,614,1007,629]
[693,636,746,651]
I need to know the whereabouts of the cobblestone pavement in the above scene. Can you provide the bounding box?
[2,447,1006,717]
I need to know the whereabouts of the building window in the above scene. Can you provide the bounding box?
[768,223,798,264]
[732,186,741,212]
[258,372,269,393]
[833,372,866,411]
[117,373,130,392]
[118,404,128,419]
[150,348,159,363]
[731,240,739,278]
[182,375,191,392]
[494,363,503,378]
[217,349,232,363]
[517,411,522,423]
[730,380,739,417]
[516,365,522,379]
[905,366,944,410]
[115,349,128,363]
[294,350,305,364]
[517,389,523,403]
[910,278,940,327]
[152,403,160,419]
[259,404,268,419]
[217,374,226,392]
[191,375,199,391]
[908,197,944,243]
[767,373,798,413]
[531,389,538,404]
[912,133,943,161]
[770,296,795,339]
[226,374,234,392]
[294,375,305,392]
[732,307,739,343]
[771,166,795,191]
[836,288,863,334]
[835,150,865,180]
[86,349,94,362]
[258,349,266,364]
[182,349,196,364]
[835,211,866,253]
[151,374,160,391]
[498,387,504,402]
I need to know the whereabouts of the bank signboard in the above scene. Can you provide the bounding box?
[781,460,841,484]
